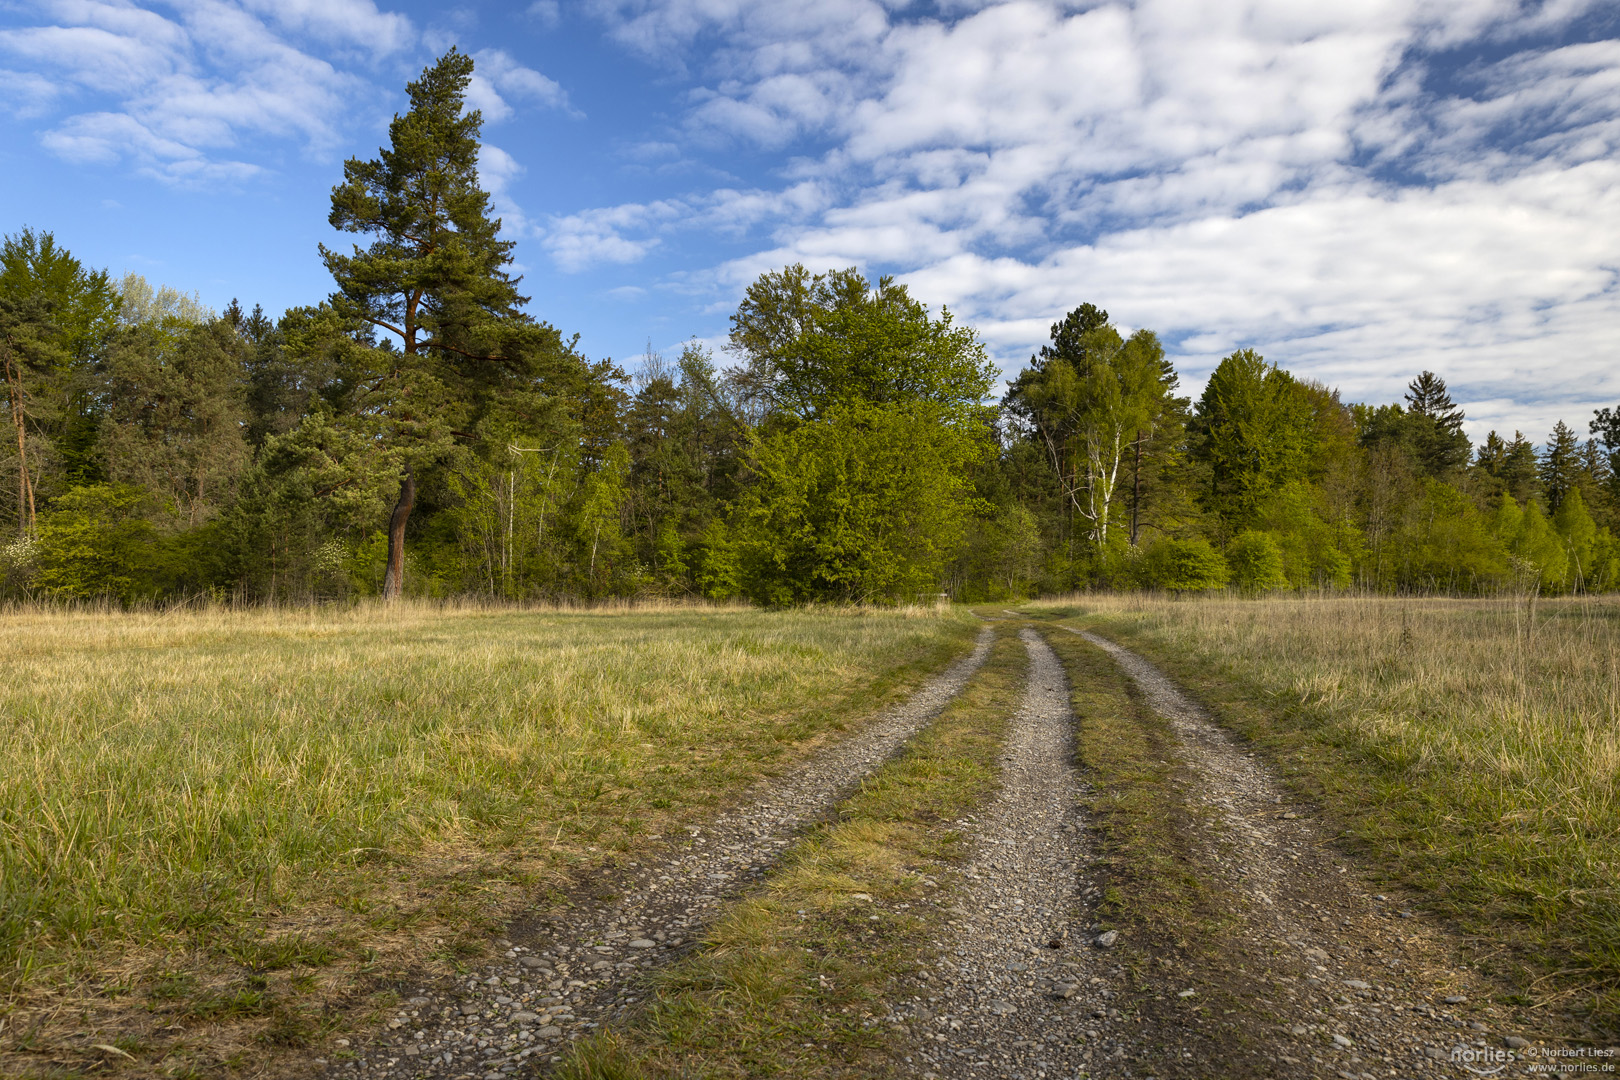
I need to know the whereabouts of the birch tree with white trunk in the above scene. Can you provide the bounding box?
[1022,323,1169,549]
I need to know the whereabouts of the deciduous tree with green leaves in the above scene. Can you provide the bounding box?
[727,266,995,603]
[728,265,992,425]
[1192,348,1317,527]
[1011,318,1174,550]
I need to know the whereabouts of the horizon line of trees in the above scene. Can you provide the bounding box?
[3,50,1618,607]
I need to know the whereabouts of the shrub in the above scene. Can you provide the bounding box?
[34,484,160,602]
[1227,530,1287,592]
[1139,537,1229,592]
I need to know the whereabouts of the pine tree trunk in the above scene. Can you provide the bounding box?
[382,466,415,600]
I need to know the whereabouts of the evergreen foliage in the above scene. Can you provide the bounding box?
[1403,370,1471,476]
[1538,420,1583,511]
[319,48,576,598]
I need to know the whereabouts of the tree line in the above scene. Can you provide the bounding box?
[2,50,1616,605]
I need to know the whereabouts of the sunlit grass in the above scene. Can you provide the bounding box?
[0,600,975,999]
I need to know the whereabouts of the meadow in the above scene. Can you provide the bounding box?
[0,602,974,1020]
[1039,592,1620,1025]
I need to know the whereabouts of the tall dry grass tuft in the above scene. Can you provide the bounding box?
[1039,592,1620,1021]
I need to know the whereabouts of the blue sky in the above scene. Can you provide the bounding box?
[2,0,1617,443]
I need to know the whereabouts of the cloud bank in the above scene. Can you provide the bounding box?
[576,0,1620,438]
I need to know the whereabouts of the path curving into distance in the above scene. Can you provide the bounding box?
[336,627,994,1080]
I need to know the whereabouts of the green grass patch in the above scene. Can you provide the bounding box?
[557,628,1027,1079]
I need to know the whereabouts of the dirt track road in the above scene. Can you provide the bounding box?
[338,619,1604,1080]
[338,628,994,1080]
[1068,627,1555,1079]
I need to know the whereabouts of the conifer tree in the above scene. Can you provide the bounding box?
[0,229,118,536]
[1403,370,1470,476]
[1539,420,1582,511]
[319,48,565,598]
[1474,430,1540,504]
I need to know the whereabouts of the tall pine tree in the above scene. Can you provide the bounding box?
[1539,420,1582,511]
[320,49,568,598]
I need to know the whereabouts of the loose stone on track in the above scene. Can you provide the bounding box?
[338,626,995,1080]
[908,627,1102,1080]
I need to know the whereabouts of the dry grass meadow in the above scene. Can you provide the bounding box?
[0,600,975,1071]
[1034,592,1620,1025]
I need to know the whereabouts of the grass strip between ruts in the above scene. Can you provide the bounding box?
[1038,627,1236,951]
[555,627,1028,1079]
[1036,624,1299,1078]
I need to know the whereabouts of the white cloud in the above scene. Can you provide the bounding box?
[1,0,396,186]
[467,48,572,124]
[527,1,561,29]
[590,0,897,142]
[40,109,262,182]
[539,182,828,271]
[0,67,62,117]
[478,141,531,236]
[580,0,1620,430]
[0,23,180,94]
[237,0,413,55]
[542,201,685,271]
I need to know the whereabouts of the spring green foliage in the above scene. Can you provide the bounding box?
[736,400,986,604]
[725,265,995,603]
[1226,530,1287,592]
[0,228,119,360]
[727,264,993,424]
[33,484,157,601]
[1192,348,1318,526]
[4,52,1619,604]
[1007,320,1176,548]
[1138,537,1229,591]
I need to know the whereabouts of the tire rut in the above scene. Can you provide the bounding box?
[904,628,1107,1080]
[333,627,994,1080]
[1072,628,1550,1078]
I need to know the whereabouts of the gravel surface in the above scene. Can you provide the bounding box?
[330,627,994,1080]
[1073,629,1573,1079]
[894,628,1109,1080]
